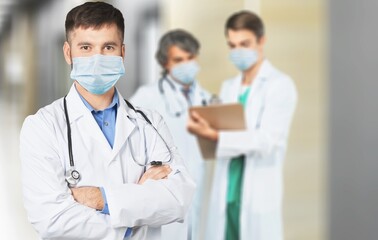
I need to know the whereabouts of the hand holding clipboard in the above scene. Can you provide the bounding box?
[188,103,246,159]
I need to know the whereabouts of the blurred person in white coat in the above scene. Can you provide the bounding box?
[131,30,211,240]
[20,2,195,240]
[188,11,297,240]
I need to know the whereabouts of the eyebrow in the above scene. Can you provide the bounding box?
[76,41,120,47]
[77,42,92,46]
[102,41,119,47]
[173,56,184,61]
[228,39,251,45]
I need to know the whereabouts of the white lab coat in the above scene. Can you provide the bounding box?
[130,77,210,240]
[20,84,196,240]
[206,60,297,240]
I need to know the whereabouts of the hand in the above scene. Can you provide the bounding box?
[70,187,104,210]
[187,111,218,141]
[138,165,172,184]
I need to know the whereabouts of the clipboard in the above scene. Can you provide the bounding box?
[189,103,246,159]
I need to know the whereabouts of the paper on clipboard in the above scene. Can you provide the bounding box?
[189,103,246,159]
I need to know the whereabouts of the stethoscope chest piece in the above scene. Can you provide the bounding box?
[66,168,81,187]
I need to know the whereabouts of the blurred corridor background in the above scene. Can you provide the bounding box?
[2,0,375,240]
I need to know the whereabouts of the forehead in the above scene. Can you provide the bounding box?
[168,45,192,57]
[68,24,123,43]
[227,29,257,42]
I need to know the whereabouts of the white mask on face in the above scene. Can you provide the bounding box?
[170,61,200,85]
[70,54,125,95]
[229,48,259,71]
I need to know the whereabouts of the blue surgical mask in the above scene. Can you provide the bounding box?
[170,61,200,85]
[70,54,125,95]
[229,48,258,71]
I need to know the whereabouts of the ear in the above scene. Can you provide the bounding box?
[164,63,171,74]
[63,41,72,65]
[121,44,125,60]
[258,35,266,48]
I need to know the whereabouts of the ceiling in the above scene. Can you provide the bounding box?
[0,0,15,35]
[0,0,48,37]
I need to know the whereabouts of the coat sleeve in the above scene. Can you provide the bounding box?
[216,76,298,159]
[105,111,196,228]
[20,114,125,240]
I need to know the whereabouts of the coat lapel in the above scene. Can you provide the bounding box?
[66,84,112,153]
[110,90,136,163]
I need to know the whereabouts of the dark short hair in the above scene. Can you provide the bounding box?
[156,29,200,74]
[65,1,124,42]
[225,11,264,40]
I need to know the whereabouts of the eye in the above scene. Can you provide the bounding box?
[105,45,115,51]
[241,41,251,48]
[173,58,183,63]
[80,46,90,50]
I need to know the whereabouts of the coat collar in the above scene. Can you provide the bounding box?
[233,59,273,85]
[254,59,274,80]
[228,59,273,102]
[161,75,209,110]
[65,83,91,123]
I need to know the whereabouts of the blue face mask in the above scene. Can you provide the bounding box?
[70,54,125,95]
[229,48,259,71]
[170,61,200,85]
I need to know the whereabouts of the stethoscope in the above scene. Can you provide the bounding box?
[63,96,173,187]
[158,75,207,117]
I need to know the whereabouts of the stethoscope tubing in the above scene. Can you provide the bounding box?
[63,97,74,167]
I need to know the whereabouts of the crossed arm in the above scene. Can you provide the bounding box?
[71,165,172,210]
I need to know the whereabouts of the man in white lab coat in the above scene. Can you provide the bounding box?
[20,2,195,240]
[188,11,297,240]
[130,29,211,240]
